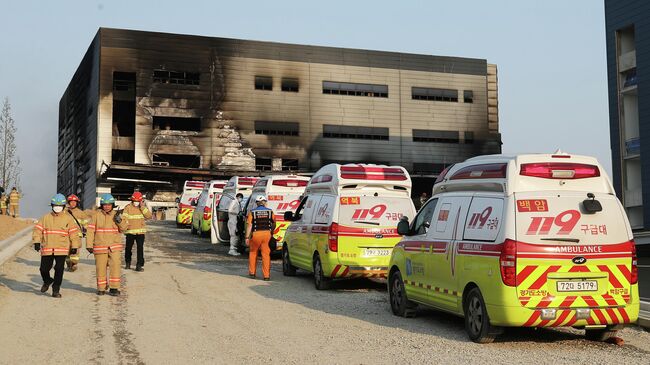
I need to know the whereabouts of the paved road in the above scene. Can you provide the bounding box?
[1,221,649,364]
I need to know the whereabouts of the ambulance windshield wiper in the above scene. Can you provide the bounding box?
[354,220,380,225]
[540,238,580,243]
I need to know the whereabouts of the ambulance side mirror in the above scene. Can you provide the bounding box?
[397,216,411,236]
[284,211,295,222]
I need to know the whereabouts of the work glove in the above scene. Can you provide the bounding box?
[33,243,41,252]
[86,247,93,254]
[113,211,123,224]
[70,248,78,255]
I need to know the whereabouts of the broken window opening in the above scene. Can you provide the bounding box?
[323,124,389,141]
[254,121,299,136]
[153,70,200,85]
[111,149,135,163]
[152,154,200,168]
[112,100,136,137]
[412,87,458,102]
[152,116,202,132]
[322,81,388,98]
[255,158,273,171]
[282,159,299,171]
[281,78,299,92]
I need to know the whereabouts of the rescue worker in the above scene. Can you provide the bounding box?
[65,194,89,272]
[227,193,244,256]
[0,190,7,215]
[32,194,81,298]
[8,187,20,217]
[86,194,129,296]
[245,195,275,281]
[122,191,152,271]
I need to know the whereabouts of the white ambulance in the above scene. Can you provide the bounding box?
[191,180,228,237]
[176,181,206,227]
[388,152,639,343]
[243,175,311,253]
[282,164,416,289]
[211,176,259,244]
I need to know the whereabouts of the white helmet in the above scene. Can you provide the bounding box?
[255,195,267,202]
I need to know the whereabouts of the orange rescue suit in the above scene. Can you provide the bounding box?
[246,206,275,279]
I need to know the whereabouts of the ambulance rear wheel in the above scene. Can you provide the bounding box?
[389,270,417,318]
[313,254,331,290]
[585,328,617,342]
[282,245,297,276]
[464,287,497,343]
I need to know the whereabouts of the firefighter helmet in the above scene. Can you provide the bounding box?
[255,195,268,202]
[100,193,116,205]
[67,194,80,202]
[51,194,67,206]
[130,191,144,202]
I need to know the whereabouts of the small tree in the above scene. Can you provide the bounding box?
[0,97,21,191]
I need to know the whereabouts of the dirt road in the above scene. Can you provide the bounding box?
[0,221,649,364]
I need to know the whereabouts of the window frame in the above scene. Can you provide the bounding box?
[411,198,438,235]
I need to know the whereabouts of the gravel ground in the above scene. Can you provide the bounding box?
[0,221,648,364]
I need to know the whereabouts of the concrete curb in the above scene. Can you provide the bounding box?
[0,226,34,266]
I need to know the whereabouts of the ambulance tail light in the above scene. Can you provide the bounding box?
[500,239,518,287]
[631,241,638,285]
[273,179,308,187]
[328,223,339,252]
[519,163,600,180]
[203,206,211,220]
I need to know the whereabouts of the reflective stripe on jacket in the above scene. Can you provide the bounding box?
[123,203,152,234]
[32,212,81,256]
[86,209,129,252]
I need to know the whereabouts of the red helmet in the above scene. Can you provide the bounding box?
[130,191,144,202]
[67,194,80,202]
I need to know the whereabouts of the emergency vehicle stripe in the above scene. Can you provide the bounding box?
[516,265,537,284]
[619,308,630,323]
[616,264,632,284]
[597,265,623,288]
[550,310,571,327]
[341,267,350,277]
[593,309,607,324]
[529,265,561,289]
[568,265,590,273]
[564,314,578,327]
[605,308,620,324]
[523,311,541,327]
[582,295,598,307]
[558,295,577,308]
[331,265,341,278]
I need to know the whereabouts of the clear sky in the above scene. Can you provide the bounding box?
[0,0,610,218]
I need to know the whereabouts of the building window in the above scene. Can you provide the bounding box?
[464,131,474,144]
[282,159,299,171]
[412,87,458,102]
[153,70,200,85]
[413,163,448,175]
[112,149,135,163]
[254,121,299,136]
[323,125,389,140]
[322,81,388,98]
[281,78,299,92]
[463,90,474,103]
[412,129,459,143]
[255,76,273,90]
[152,116,201,132]
[255,158,273,171]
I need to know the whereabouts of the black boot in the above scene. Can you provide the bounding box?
[125,262,131,270]
[52,288,62,298]
[40,281,52,293]
[97,290,105,296]
[135,265,143,272]
[109,288,120,296]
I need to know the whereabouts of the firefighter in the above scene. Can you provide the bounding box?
[227,193,244,256]
[0,190,7,215]
[86,194,129,296]
[65,194,88,272]
[122,191,152,271]
[32,194,81,298]
[245,195,275,281]
[8,187,20,217]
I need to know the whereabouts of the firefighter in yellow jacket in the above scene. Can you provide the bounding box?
[65,194,89,272]
[122,191,152,271]
[32,194,81,298]
[86,194,128,296]
[8,187,20,217]
[0,191,7,215]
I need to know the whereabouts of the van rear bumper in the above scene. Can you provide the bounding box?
[329,264,388,279]
[486,302,640,328]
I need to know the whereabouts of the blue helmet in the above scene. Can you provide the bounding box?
[100,193,116,205]
[51,193,67,206]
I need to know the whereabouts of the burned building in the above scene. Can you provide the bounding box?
[58,28,501,208]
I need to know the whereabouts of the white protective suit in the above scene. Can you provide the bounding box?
[227,198,242,255]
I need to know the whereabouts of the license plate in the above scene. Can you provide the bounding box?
[362,249,391,257]
[556,280,598,292]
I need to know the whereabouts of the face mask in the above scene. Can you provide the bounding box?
[52,206,64,213]
[133,202,140,207]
